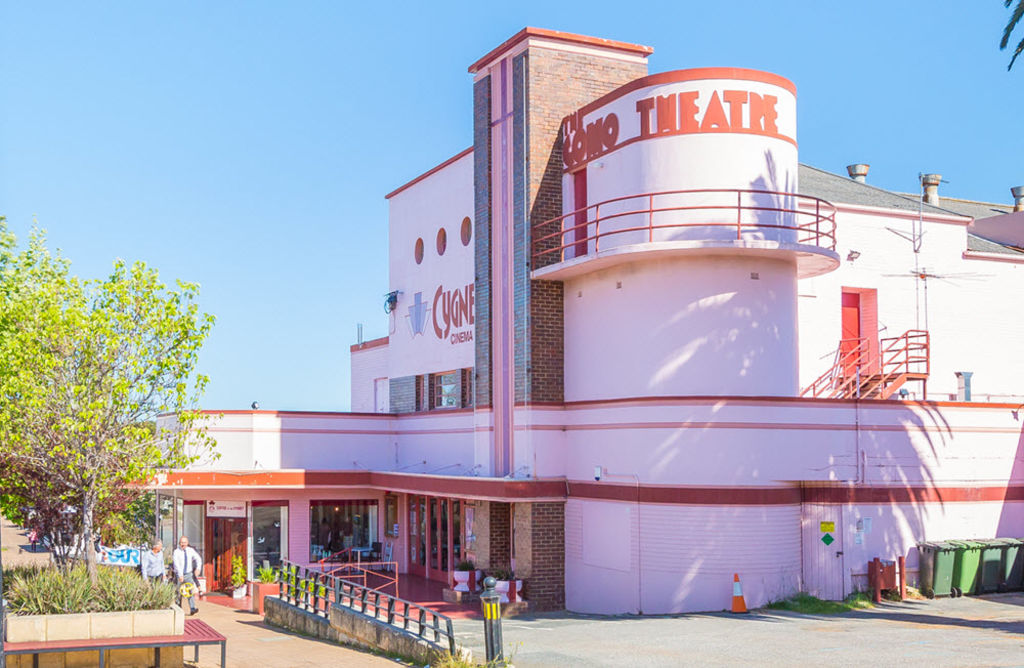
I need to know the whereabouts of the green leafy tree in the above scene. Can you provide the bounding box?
[1002,0,1024,69]
[0,219,216,579]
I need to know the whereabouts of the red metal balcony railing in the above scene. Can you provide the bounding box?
[532,188,837,266]
[802,330,930,400]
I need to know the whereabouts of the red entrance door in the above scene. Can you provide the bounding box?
[406,495,464,584]
[840,291,862,376]
[207,518,246,591]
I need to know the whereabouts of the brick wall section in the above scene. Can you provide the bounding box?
[528,502,566,610]
[513,49,648,403]
[389,375,417,413]
[488,501,511,571]
[473,76,493,408]
[513,501,533,577]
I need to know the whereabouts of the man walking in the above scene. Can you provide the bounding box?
[172,536,202,615]
[141,540,166,583]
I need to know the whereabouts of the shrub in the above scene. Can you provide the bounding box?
[231,555,246,589]
[257,566,277,583]
[489,569,514,581]
[4,565,174,615]
[455,560,476,571]
[765,591,873,615]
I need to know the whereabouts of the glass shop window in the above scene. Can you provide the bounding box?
[181,502,205,553]
[253,504,287,568]
[309,500,378,561]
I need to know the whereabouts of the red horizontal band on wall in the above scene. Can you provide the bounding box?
[158,470,567,501]
[569,482,801,505]
[802,485,1024,504]
[156,471,1024,507]
[349,336,389,353]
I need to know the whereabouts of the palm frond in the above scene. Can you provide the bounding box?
[1003,1,1024,69]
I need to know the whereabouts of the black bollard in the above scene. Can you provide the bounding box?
[480,576,503,663]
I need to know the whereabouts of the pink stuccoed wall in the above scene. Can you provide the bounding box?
[161,398,1024,612]
[563,255,799,402]
[566,499,801,614]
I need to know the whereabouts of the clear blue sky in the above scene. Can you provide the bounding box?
[1,3,1018,411]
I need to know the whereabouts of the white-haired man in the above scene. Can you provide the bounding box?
[172,535,202,615]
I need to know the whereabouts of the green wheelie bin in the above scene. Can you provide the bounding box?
[979,539,1005,594]
[998,538,1024,592]
[950,540,984,596]
[918,541,956,598]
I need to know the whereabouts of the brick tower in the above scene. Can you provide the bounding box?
[469,28,651,477]
[468,29,651,611]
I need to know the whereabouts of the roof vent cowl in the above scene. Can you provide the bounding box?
[846,164,870,183]
[1011,185,1024,212]
[921,173,942,206]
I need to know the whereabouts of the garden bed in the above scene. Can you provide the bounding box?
[3,564,174,615]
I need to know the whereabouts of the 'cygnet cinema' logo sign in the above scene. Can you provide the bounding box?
[407,283,475,345]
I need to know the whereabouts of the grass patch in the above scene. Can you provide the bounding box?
[765,592,874,615]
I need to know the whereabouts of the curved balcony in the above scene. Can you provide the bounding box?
[532,188,840,280]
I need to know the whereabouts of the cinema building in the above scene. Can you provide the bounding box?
[153,28,1024,614]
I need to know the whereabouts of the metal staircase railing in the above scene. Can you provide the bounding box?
[802,329,929,400]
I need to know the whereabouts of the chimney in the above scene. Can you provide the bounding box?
[846,164,870,183]
[1011,185,1024,212]
[955,371,973,402]
[921,173,942,206]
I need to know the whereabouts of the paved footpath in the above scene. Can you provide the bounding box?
[453,594,1024,667]
[188,601,401,668]
[1,515,52,567]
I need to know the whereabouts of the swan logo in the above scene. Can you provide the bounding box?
[407,292,429,337]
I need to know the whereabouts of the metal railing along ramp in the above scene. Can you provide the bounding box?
[276,560,457,656]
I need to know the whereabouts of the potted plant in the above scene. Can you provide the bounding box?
[251,565,279,615]
[231,555,248,599]
[489,568,524,603]
[452,560,482,592]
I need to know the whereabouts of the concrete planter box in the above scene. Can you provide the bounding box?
[5,605,185,668]
[252,581,279,615]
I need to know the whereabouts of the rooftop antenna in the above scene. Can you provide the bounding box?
[881,267,991,331]
[884,173,949,329]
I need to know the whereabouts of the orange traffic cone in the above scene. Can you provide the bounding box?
[731,573,748,614]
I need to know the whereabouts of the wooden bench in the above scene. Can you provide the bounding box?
[3,618,226,668]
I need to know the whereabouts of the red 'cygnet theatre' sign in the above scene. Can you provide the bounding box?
[563,86,791,170]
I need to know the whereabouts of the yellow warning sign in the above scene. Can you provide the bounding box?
[820,521,835,532]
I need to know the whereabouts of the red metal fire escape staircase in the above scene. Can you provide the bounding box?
[801,330,930,400]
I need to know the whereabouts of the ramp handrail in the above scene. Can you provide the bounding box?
[276,559,456,655]
[324,560,400,598]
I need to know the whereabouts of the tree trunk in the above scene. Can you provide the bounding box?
[83,492,98,581]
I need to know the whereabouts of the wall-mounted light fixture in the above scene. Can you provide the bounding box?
[847,250,861,262]
[384,291,400,314]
